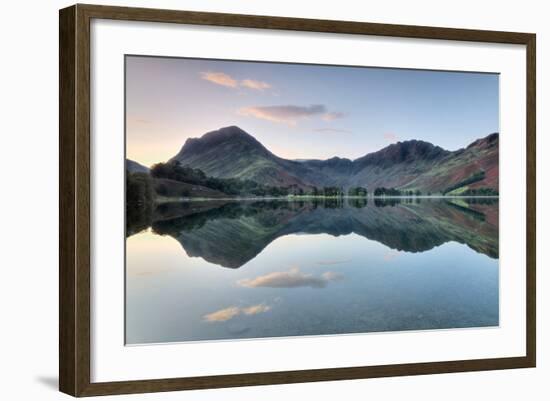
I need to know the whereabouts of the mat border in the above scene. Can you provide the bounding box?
[59,4,536,397]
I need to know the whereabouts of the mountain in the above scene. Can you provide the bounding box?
[171,126,314,188]
[170,126,498,194]
[126,159,149,174]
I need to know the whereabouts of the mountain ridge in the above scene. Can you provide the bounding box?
[169,126,499,193]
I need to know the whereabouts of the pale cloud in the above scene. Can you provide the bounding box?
[203,303,272,322]
[384,132,399,142]
[239,104,345,125]
[313,128,352,134]
[200,71,239,88]
[238,267,344,289]
[241,79,271,90]
[200,72,272,91]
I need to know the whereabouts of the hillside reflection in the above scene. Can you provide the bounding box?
[128,198,498,269]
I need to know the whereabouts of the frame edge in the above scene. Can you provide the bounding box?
[59,4,77,397]
[525,33,536,368]
[59,3,537,397]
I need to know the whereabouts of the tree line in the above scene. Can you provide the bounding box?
[138,161,501,199]
[373,187,422,196]
[150,161,374,198]
[150,161,289,197]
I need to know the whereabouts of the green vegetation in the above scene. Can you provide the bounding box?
[442,170,486,195]
[151,161,290,197]
[373,187,402,196]
[145,161,495,200]
[459,187,499,196]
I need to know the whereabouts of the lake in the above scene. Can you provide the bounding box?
[126,197,499,344]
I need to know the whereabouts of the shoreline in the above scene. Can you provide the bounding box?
[155,195,499,204]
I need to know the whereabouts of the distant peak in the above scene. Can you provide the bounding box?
[200,125,255,141]
[355,139,450,166]
[214,125,246,133]
[378,139,448,155]
[467,132,499,149]
[391,138,440,148]
[172,126,272,162]
[213,125,247,134]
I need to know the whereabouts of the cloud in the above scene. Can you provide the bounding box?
[200,72,271,91]
[241,79,271,90]
[200,72,239,88]
[384,132,399,142]
[239,104,344,125]
[313,128,352,134]
[238,267,344,289]
[203,303,271,322]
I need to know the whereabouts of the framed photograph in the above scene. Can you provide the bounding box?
[59,4,536,397]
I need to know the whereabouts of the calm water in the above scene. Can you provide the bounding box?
[126,198,499,344]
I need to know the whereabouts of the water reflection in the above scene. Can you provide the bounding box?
[126,198,499,344]
[130,198,498,269]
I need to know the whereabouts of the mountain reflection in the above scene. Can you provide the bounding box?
[128,198,498,268]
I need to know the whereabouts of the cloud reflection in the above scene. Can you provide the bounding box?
[203,306,241,322]
[203,303,271,322]
[238,268,344,289]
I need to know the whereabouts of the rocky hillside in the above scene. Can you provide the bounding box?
[169,126,498,194]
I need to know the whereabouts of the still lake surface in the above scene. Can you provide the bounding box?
[126,198,499,344]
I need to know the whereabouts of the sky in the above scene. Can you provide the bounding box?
[126,55,499,167]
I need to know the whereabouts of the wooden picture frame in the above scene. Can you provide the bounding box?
[59,3,536,397]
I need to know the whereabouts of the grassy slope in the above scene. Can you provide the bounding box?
[152,178,227,200]
[399,140,498,193]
